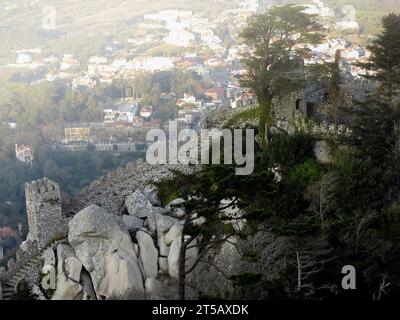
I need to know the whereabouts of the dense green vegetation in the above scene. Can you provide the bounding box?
[10,280,38,300]
[359,13,400,103]
[158,101,400,298]
[0,78,120,145]
[156,12,400,300]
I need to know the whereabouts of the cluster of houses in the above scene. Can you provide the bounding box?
[2,0,373,83]
[140,9,224,51]
[61,80,258,145]
[62,101,159,145]
[103,103,158,127]
[305,37,373,79]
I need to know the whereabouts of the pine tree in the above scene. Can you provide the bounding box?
[360,13,400,103]
[328,50,342,124]
[240,4,325,147]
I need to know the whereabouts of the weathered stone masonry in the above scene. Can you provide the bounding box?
[25,178,67,250]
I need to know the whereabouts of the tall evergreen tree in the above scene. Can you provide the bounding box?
[328,50,343,124]
[360,13,400,103]
[240,4,325,147]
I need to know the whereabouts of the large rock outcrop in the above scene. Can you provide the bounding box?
[165,223,183,246]
[168,237,198,278]
[122,215,144,233]
[146,213,179,235]
[68,205,144,299]
[2,162,206,300]
[125,190,155,218]
[135,231,158,279]
[52,244,83,300]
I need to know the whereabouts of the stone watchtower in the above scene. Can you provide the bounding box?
[25,178,67,250]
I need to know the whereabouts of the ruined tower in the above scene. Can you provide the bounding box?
[25,178,67,250]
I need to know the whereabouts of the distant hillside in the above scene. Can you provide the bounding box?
[274,0,399,12]
[273,0,400,35]
[323,0,399,11]
[0,0,231,32]
[324,0,400,34]
[0,0,233,61]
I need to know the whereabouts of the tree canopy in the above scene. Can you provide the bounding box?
[240,4,325,146]
[360,13,400,102]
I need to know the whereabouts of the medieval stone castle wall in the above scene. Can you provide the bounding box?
[25,178,67,250]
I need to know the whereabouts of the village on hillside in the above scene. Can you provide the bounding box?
[1,0,374,163]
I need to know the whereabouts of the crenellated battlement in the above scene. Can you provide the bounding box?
[25,178,60,200]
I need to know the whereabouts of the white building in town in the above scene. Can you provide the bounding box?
[129,57,175,72]
[104,104,140,123]
[164,29,195,47]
